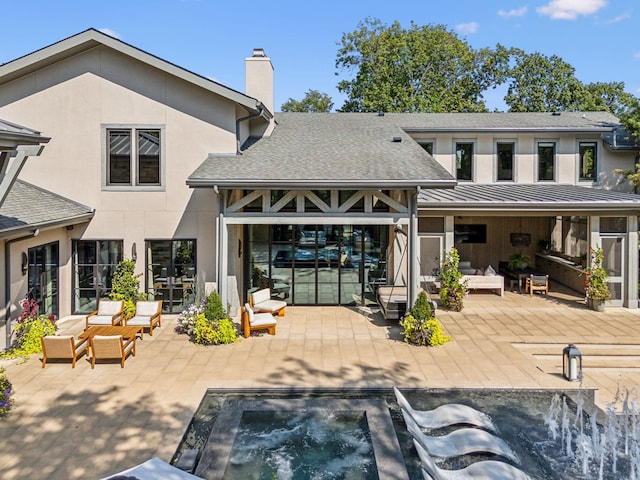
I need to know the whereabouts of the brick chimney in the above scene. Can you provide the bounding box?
[245,48,274,115]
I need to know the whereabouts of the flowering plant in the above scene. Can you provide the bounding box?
[0,367,13,416]
[175,299,205,336]
[0,293,57,360]
[439,247,468,311]
[400,291,450,347]
[586,245,611,302]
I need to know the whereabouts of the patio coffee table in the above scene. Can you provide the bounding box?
[80,325,143,342]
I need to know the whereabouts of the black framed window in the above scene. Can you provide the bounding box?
[455,142,473,181]
[579,142,597,181]
[537,142,556,181]
[107,127,162,187]
[73,240,123,313]
[497,142,514,181]
[419,141,434,155]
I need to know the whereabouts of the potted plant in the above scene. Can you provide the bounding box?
[508,253,531,271]
[439,247,468,311]
[400,291,450,346]
[585,245,611,312]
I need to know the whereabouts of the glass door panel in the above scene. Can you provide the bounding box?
[601,236,624,306]
[28,242,59,317]
[147,240,196,313]
[73,240,123,313]
[317,226,340,304]
[292,225,317,304]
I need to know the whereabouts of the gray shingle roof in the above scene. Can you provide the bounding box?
[187,112,621,189]
[418,183,640,212]
[0,180,94,237]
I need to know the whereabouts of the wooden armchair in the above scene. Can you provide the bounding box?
[86,300,124,329]
[41,335,89,368]
[242,303,277,338]
[526,274,549,298]
[91,334,136,368]
[126,300,162,337]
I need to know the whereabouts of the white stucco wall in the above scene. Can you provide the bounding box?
[0,46,246,317]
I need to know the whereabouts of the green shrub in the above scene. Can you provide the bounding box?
[411,290,432,320]
[193,314,238,345]
[1,315,57,360]
[400,313,450,347]
[110,258,146,320]
[204,291,225,322]
[0,367,14,416]
[400,290,450,347]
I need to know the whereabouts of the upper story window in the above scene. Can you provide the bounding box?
[418,141,434,155]
[104,126,164,189]
[579,142,597,181]
[537,141,556,181]
[455,142,474,181]
[496,142,514,181]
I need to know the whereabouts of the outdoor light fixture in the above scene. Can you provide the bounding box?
[131,242,137,262]
[21,252,28,275]
[562,344,583,382]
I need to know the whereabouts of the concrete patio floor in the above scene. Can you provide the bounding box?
[2,286,640,479]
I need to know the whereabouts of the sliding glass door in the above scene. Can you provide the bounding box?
[246,224,388,306]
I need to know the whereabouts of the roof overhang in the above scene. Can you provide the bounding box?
[0,28,266,117]
[187,178,457,190]
[404,126,614,134]
[418,184,640,214]
[0,212,94,240]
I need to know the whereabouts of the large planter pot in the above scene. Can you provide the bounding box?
[588,298,605,312]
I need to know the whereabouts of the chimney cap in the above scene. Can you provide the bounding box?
[252,48,266,57]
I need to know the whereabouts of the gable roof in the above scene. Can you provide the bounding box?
[0,180,94,238]
[188,112,457,189]
[0,28,267,117]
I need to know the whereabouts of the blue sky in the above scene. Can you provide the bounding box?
[1,0,638,112]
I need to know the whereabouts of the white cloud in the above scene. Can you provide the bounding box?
[537,0,606,20]
[606,12,631,24]
[633,52,640,60]
[455,22,479,35]
[98,28,121,39]
[498,6,528,18]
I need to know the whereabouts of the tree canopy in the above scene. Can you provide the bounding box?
[333,18,637,116]
[280,89,334,112]
[335,18,509,113]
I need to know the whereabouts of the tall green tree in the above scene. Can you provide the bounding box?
[504,51,587,112]
[335,18,508,113]
[280,89,334,112]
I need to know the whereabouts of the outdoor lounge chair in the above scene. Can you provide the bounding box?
[526,274,549,298]
[415,439,531,480]
[401,408,519,463]
[249,288,286,316]
[394,386,496,432]
[90,334,136,368]
[40,335,89,368]
[101,457,203,479]
[242,303,277,338]
[126,300,162,337]
[85,300,124,329]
